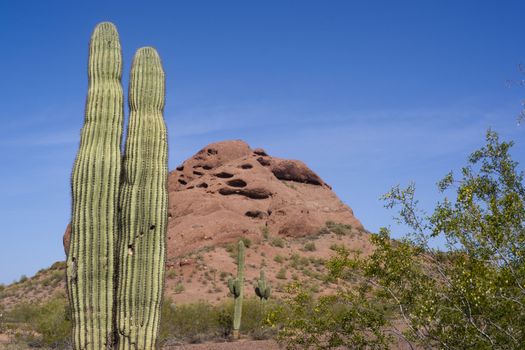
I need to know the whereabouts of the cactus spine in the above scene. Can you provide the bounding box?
[227,240,245,339]
[116,47,168,350]
[255,270,271,301]
[66,22,124,350]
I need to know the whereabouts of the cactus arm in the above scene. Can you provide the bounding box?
[66,22,123,350]
[264,286,271,300]
[255,269,270,301]
[116,47,167,350]
[228,278,239,297]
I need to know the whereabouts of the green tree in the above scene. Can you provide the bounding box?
[278,130,525,349]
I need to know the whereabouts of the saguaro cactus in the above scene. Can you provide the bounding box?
[66,22,124,350]
[66,22,168,350]
[227,240,245,339]
[255,270,271,301]
[116,47,168,350]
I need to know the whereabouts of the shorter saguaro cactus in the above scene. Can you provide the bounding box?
[227,240,245,339]
[254,270,271,301]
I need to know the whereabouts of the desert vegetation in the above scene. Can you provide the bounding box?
[2,6,525,350]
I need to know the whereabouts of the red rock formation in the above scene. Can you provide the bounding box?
[65,140,363,260]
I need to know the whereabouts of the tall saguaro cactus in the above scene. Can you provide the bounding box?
[227,240,245,339]
[116,47,168,350]
[66,22,124,350]
[66,22,167,350]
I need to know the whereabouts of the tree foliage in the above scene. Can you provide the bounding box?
[277,131,525,349]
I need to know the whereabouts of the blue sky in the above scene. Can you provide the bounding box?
[1,0,524,284]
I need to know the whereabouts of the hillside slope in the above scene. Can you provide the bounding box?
[2,140,370,307]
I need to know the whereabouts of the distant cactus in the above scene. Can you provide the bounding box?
[66,22,123,350]
[255,270,271,301]
[227,240,245,339]
[66,22,167,350]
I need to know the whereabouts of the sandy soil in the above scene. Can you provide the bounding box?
[163,340,281,350]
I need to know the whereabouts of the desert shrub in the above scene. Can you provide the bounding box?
[317,226,331,235]
[271,283,389,349]
[42,276,53,287]
[240,237,252,248]
[329,243,345,251]
[241,298,279,340]
[34,296,71,348]
[52,269,64,281]
[5,302,38,324]
[274,255,284,263]
[289,254,309,270]
[40,271,62,288]
[173,282,185,294]
[303,242,316,252]
[158,298,278,345]
[166,269,177,279]
[309,257,325,267]
[215,301,234,338]
[159,300,219,344]
[325,221,352,236]
[276,267,287,280]
[50,261,66,270]
[270,237,285,248]
[225,243,235,253]
[4,294,71,348]
[261,226,270,240]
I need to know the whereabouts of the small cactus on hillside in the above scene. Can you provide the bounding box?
[227,240,245,339]
[254,270,271,301]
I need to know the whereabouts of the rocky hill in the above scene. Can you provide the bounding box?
[2,140,370,307]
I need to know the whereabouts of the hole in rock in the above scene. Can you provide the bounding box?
[178,179,187,185]
[256,157,271,166]
[202,165,213,170]
[227,179,247,188]
[240,164,253,169]
[197,182,209,188]
[253,148,268,156]
[218,187,270,199]
[193,171,204,176]
[215,172,234,178]
[245,210,267,219]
